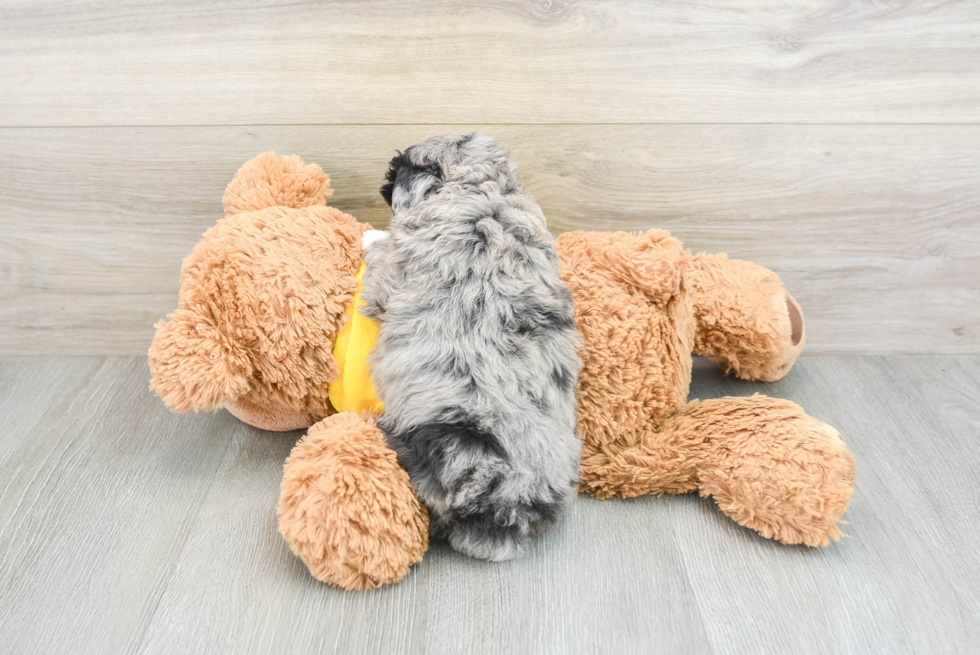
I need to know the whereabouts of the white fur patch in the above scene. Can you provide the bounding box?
[362,229,389,250]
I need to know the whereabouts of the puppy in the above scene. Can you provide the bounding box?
[361,133,581,561]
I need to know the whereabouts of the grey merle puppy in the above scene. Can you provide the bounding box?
[361,133,581,561]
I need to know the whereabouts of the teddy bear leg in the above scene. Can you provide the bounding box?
[662,395,856,546]
[278,412,429,590]
[687,253,805,381]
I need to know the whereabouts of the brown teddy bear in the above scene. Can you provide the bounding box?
[149,152,856,590]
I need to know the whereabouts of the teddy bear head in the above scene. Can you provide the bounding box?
[148,152,369,430]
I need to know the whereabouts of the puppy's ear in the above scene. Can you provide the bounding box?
[379,151,406,207]
[380,150,443,212]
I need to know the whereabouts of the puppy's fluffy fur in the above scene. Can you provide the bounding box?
[362,133,581,561]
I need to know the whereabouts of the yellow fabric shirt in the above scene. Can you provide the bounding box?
[328,262,384,414]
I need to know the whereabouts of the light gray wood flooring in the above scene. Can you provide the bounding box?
[1,355,977,655]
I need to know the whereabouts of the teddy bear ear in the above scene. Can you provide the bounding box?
[222,151,333,217]
[148,309,253,413]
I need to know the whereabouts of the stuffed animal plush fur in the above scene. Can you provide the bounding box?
[149,143,856,591]
[149,152,368,430]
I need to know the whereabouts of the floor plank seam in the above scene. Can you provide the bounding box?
[667,506,722,655]
[125,424,240,655]
[0,358,112,565]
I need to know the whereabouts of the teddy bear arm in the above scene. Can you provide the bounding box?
[278,411,429,590]
[687,253,805,381]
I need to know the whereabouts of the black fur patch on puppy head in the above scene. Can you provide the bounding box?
[380,148,444,211]
[379,150,409,207]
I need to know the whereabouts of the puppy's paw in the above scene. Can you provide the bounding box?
[448,514,529,562]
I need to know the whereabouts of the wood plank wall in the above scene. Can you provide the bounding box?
[1,1,978,355]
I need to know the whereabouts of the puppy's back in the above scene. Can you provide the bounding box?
[364,134,581,560]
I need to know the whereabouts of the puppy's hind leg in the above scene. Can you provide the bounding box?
[447,507,530,562]
[447,488,571,562]
[385,419,536,561]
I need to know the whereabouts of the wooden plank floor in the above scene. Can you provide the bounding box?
[1,355,977,655]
